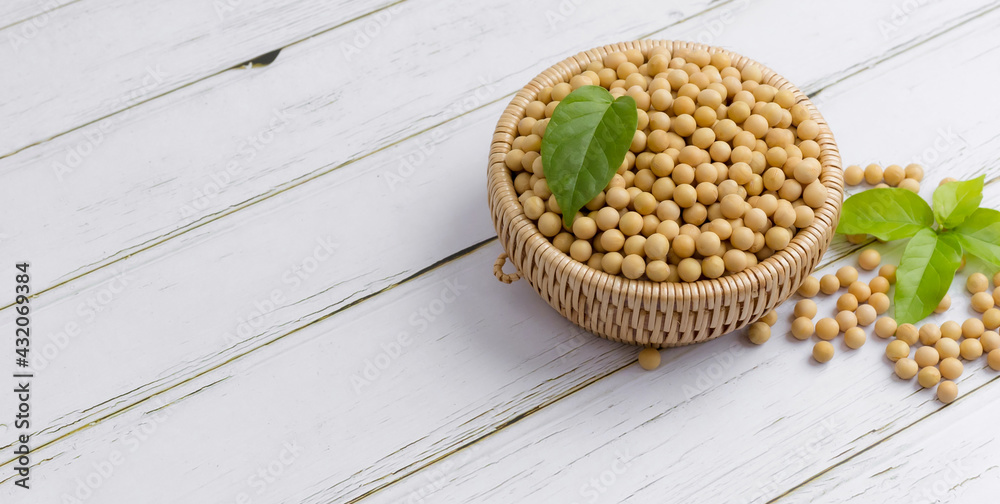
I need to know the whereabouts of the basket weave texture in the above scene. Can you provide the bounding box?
[488,40,844,347]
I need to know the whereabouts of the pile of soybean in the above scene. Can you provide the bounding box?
[774,237,1000,404]
[506,46,828,282]
[711,170,999,404]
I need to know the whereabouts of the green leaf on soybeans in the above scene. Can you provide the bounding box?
[894,228,963,324]
[541,85,638,227]
[836,187,934,241]
[932,175,984,228]
[952,207,1000,267]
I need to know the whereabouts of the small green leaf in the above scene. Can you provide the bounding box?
[952,207,1000,267]
[541,85,638,227]
[932,175,984,228]
[894,228,963,324]
[836,188,934,241]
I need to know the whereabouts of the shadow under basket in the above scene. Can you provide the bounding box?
[488,40,844,348]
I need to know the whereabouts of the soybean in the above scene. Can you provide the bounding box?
[856,304,877,327]
[794,299,818,319]
[874,317,897,338]
[940,320,962,340]
[895,323,919,345]
[816,318,840,341]
[967,272,989,294]
[858,249,881,270]
[972,292,995,313]
[963,318,985,339]
[844,327,866,349]
[940,357,963,380]
[980,331,1000,352]
[886,340,910,362]
[638,347,661,370]
[792,317,815,340]
[935,338,960,360]
[917,366,941,388]
[989,349,1000,371]
[836,266,858,287]
[914,346,939,368]
[748,322,771,345]
[820,274,841,295]
[894,358,918,379]
[960,337,983,360]
[813,341,834,363]
[937,381,958,404]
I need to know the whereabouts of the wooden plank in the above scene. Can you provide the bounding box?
[0,0,996,500]
[2,0,997,476]
[5,15,1000,502]
[0,0,719,293]
[361,329,1000,503]
[7,234,999,503]
[1,103,500,450]
[773,376,1000,503]
[3,0,993,297]
[0,245,641,503]
[0,0,398,155]
[347,13,1000,500]
[2,0,990,458]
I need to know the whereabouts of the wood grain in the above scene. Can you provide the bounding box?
[3,0,1000,502]
[772,380,1000,502]
[356,12,1000,499]
[0,245,639,502]
[0,0,78,31]
[0,0,720,295]
[5,10,1000,501]
[3,0,993,297]
[0,0,399,155]
[3,0,993,464]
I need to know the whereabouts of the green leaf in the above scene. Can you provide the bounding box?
[835,187,934,241]
[894,228,963,324]
[541,85,638,227]
[932,175,984,228]
[952,207,1000,267]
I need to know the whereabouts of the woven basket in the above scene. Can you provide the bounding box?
[489,40,844,348]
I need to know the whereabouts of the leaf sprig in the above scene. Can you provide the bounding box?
[540,86,638,227]
[837,175,1000,324]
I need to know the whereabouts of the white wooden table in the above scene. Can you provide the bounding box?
[2,1,1000,502]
